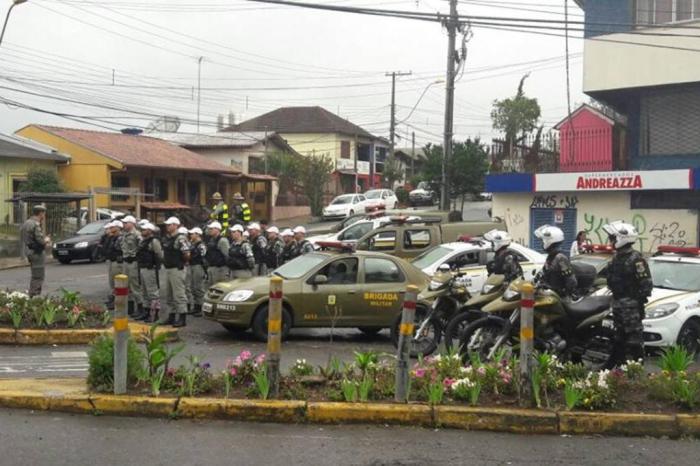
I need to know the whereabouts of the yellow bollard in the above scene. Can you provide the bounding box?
[113,274,130,395]
[395,284,419,403]
[519,282,535,407]
[267,276,283,398]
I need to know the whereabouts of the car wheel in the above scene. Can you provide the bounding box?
[222,323,248,337]
[58,258,72,265]
[251,304,292,342]
[677,319,700,357]
[358,326,382,337]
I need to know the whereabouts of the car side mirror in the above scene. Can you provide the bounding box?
[313,274,328,286]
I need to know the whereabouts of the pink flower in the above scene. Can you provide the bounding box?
[166,368,176,377]
[443,377,455,389]
[477,367,486,377]
[233,356,242,367]
[240,350,252,361]
[414,368,426,378]
[255,354,266,366]
[230,367,238,377]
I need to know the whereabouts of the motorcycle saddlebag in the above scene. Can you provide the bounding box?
[571,261,597,292]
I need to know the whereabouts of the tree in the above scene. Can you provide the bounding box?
[19,167,64,193]
[299,154,334,216]
[451,139,490,211]
[381,154,404,189]
[490,73,541,143]
[263,151,301,196]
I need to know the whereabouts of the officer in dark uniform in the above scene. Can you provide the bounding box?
[21,204,49,297]
[205,221,229,285]
[227,224,255,278]
[188,227,207,317]
[484,229,523,282]
[280,228,297,264]
[534,224,578,297]
[603,220,653,365]
[137,222,163,323]
[106,220,125,309]
[160,217,191,328]
[265,226,285,270]
[292,226,315,256]
[248,222,268,276]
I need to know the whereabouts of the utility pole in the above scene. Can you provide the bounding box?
[386,71,412,162]
[197,56,204,133]
[441,0,459,211]
[411,131,416,180]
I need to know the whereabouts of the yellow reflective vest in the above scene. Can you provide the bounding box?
[210,202,229,228]
[241,202,252,223]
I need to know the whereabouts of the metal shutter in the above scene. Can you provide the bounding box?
[529,208,578,256]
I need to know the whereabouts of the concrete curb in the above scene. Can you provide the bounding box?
[0,379,698,437]
[0,323,178,345]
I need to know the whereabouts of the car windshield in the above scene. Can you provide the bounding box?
[365,190,382,199]
[411,246,454,269]
[650,260,700,291]
[571,255,609,271]
[77,222,106,235]
[417,181,429,190]
[331,195,353,205]
[274,253,327,279]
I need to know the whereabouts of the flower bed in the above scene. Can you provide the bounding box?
[0,289,110,330]
[87,330,700,413]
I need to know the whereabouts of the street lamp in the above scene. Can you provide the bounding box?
[0,0,28,47]
[397,79,444,125]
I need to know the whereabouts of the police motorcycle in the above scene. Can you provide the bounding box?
[457,262,616,370]
[392,264,471,357]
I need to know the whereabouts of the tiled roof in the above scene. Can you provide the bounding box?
[0,133,69,162]
[146,131,268,148]
[30,125,238,173]
[223,106,377,139]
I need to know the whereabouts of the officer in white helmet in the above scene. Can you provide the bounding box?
[187,227,207,317]
[280,228,296,264]
[292,226,314,256]
[205,221,230,286]
[160,217,191,327]
[602,220,653,365]
[483,229,523,282]
[227,224,255,278]
[534,225,577,297]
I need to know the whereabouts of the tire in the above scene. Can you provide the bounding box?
[222,323,248,337]
[458,317,511,363]
[677,319,700,357]
[58,258,72,265]
[358,326,382,337]
[251,304,292,342]
[444,310,481,350]
[391,305,440,357]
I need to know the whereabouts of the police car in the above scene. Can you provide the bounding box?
[640,245,700,355]
[308,214,421,247]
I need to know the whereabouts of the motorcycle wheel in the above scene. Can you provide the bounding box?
[458,317,511,363]
[444,310,480,350]
[573,327,616,371]
[390,305,441,358]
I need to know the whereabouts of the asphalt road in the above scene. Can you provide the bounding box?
[1,409,697,466]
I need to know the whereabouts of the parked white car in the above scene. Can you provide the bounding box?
[411,240,546,294]
[322,194,369,220]
[364,189,398,210]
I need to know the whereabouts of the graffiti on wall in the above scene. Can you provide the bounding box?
[502,208,526,245]
[530,195,579,209]
[583,212,688,253]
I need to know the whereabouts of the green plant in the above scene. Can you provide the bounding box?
[253,364,271,400]
[564,381,584,411]
[673,377,699,409]
[40,302,60,328]
[60,288,81,308]
[341,379,357,402]
[101,309,112,327]
[318,356,342,380]
[290,358,314,378]
[222,370,233,399]
[425,380,444,405]
[66,306,86,328]
[87,335,145,392]
[358,377,373,402]
[8,308,22,329]
[658,345,694,373]
[354,350,378,376]
[142,324,185,396]
[451,378,481,406]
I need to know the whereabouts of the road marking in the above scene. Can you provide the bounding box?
[0,352,89,376]
[51,351,88,358]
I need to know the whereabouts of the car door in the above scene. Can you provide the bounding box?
[355,256,407,327]
[385,190,397,209]
[299,257,360,327]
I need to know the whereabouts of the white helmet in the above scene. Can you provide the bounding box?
[208,221,222,231]
[484,229,512,251]
[534,224,565,251]
[602,220,638,249]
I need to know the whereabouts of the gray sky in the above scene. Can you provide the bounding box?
[0,0,585,146]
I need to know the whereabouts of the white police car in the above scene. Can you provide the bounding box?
[642,246,700,355]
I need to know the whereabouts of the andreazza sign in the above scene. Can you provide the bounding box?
[534,169,692,192]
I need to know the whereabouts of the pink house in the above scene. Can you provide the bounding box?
[555,104,626,173]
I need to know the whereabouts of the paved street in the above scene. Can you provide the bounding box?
[0,408,697,466]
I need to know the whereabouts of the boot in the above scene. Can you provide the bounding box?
[192,304,202,317]
[127,301,135,317]
[160,313,176,326]
[173,313,187,328]
[133,303,148,321]
[105,295,115,310]
[145,308,159,324]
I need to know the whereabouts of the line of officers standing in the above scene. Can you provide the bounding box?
[100,214,315,328]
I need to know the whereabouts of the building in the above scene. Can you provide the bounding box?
[16,125,242,222]
[0,133,69,224]
[486,1,700,254]
[395,147,427,185]
[224,106,389,194]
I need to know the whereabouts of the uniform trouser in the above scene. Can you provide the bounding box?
[184,265,192,306]
[164,267,188,317]
[124,260,143,305]
[140,267,160,311]
[109,261,124,291]
[611,297,645,365]
[255,263,268,277]
[231,269,253,279]
[208,266,229,287]
[107,260,114,291]
[27,252,45,297]
[189,264,207,306]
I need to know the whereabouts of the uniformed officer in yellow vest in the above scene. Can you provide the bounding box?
[210,192,229,229]
[231,192,252,226]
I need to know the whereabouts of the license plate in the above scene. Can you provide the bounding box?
[58,250,69,256]
[219,304,236,311]
[602,319,614,329]
[202,302,213,313]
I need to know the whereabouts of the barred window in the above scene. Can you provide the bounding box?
[637,0,700,25]
[639,89,700,156]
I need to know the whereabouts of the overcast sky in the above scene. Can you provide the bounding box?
[0,0,586,146]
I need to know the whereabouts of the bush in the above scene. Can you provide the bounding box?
[87,335,146,392]
[395,186,409,206]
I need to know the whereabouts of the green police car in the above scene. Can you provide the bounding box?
[202,247,430,341]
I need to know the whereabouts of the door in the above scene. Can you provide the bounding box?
[300,257,359,327]
[529,208,577,255]
[357,257,407,326]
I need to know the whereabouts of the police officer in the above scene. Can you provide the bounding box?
[293,226,315,256]
[108,220,125,305]
[484,229,523,282]
[121,215,144,318]
[603,220,653,365]
[21,204,50,297]
[227,224,255,278]
[210,192,229,230]
[280,228,297,264]
[265,226,285,270]
[188,227,207,317]
[100,221,115,307]
[534,225,578,297]
[248,222,268,276]
[231,192,252,226]
[205,221,229,285]
[137,222,163,323]
[178,226,193,312]
[161,217,191,328]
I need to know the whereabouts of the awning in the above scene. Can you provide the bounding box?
[140,202,190,211]
[335,169,357,176]
[5,192,92,203]
[221,173,278,181]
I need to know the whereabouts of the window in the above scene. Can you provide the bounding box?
[315,258,358,285]
[341,141,351,159]
[640,89,700,156]
[338,221,373,241]
[177,179,186,205]
[367,231,396,251]
[446,251,479,269]
[364,258,404,283]
[111,175,130,202]
[637,0,700,25]
[403,229,431,250]
[187,181,201,205]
